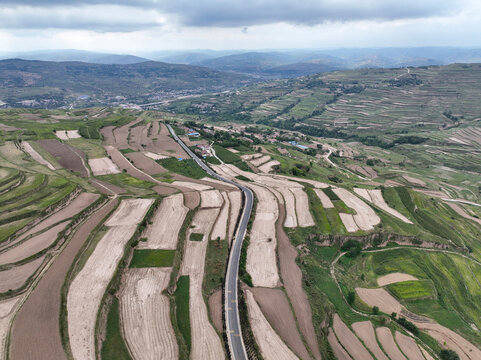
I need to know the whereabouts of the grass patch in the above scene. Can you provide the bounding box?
[205,156,221,165]
[100,297,131,360]
[119,148,136,154]
[174,276,191,352]
[189,232,204,241]
[204,238,228,296]
[235,175,251,182]
[323,187,340,201]
[213,145,250,171]
[129,249,175,268]
[98,173,155,189]
[158,158,206,179]
[387,280,435,300]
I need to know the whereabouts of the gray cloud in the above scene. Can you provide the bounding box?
[0,0,464,31]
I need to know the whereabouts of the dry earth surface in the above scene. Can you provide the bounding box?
[394,331,425,360]
[376,327,407,360]
[88,157,121,176]
[333,188,380,230]
[22,141,56,170]
[354,188,412,224]
[0,256,45,293]
[332,314,374,360]
[377,273,418,287]
[352,321,389,360]
[328,328,352,360]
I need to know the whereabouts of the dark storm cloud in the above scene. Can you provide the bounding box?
[0,0,463,30]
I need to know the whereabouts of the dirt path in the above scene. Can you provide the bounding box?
[276,195,321,359]
[9,199,117,360]
[245,289,298,360]
[120,268,178,360]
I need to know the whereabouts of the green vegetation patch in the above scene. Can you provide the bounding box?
[98,173,155,189]
[100,297,131,360]
[129,249,175,268]
[323,187,340,201]
[119,148,136,154]
[158,158,206,179]
[387,280,435,300]
[235,175,251,182]
[189,233,204,242]
[174,276,191,352]
[203,238,228,296]
[213,145,250,171]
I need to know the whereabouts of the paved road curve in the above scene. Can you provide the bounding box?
[167,124,253,360]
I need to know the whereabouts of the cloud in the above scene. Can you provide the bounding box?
[0,0,466,30]
[0,5,163,32]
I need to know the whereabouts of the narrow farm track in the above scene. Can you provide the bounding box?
[9,198,117,360]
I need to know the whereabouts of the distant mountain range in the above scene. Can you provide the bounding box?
[2,47,481,79]
[0,59,254,108]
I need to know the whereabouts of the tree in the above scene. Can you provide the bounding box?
[440,349,459,360]
[372,306,379,315]
[347,291,355,305]
[391,312,397,319]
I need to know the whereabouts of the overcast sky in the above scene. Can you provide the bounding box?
[0,0,480,53]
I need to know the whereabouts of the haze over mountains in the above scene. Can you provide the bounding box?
[3,47,481,78]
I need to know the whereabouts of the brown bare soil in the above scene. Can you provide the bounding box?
[200,189,224,208]
[333,188,380,231]
[247,184,280,288]
[251,287,311,359]
[9,199,117,360]
[339,213,359,232]
[313,188,334,208]
[99,126,115,145]
[276,196,321,359]
[355,287,403,314]
[0,256,45,293]
[354,188,412,224]
[290,187,315,227]
[0,296,21,358]
[120,268,178,360]
[227,191,241,244]
[105,145,157,184]
[0,221,69,265]
[251,155,271,167]
[394,331,424,360]
[208,289,223,333]
[245,289,298,360]
[403,175,426,186]
[376,327,406,360]
[140,193,187,250]
[22,141,55,170]
[258,160,280,173]
[146,123,188,159]
[332,314,374,360]
[152,184,178,196]
[377,273,418,287]
[113,118,143,149]
[446,202,481,226]
[36,139,89,176]
[183,191,200,209]
[89,179,125,195]
[172,181,212,191]
[88,157,120,176]
[352,321,388,360]
[210,192,229,240]
[3,192,99,249]
[125,152,166,175]
[328,328,353,360]
[68,199,152,360]
[180,208,224,360]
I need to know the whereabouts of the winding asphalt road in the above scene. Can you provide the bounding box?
[167,124,253,360]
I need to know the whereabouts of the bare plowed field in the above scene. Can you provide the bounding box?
[125,152,166,175]
[354,188,412,224]
[208,289,223,333]
[171,181,212,191]
[258,160,280,173]
[352,321,388,360]
[0,296,21,359]
[247,184,279,288]
[88,157,120,176]
[9,199,117,360]
[250,155,271,167]
[227,191,242,243]
[394,332,424,360]
[37,139,89,176]
[22,141,55,170]
[0,256,45,293]
[314,188,334,208]
[140,193,187,250]
[251,288,310,359]
[355,287,403,314]
[339,213,359,232]
[290,187,314,227]
[120,268,178,360]
[200,189,224,208]
[333,188,380,230]
[376,327,406,360]
[333,314,373,360]
[105,198,154,226]
[210,192,229,240]
[377,272,418,286]
[328,328,352,360]
[0,221,69,265]
[245,289,298,360]
[143,152,169,160]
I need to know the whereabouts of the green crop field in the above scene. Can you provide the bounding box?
[158,158,207,179]
[129,249,175,268]
[387,280,435,300]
